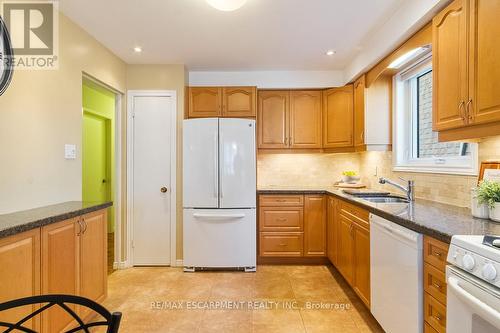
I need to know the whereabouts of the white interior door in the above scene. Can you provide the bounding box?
[132,95,173,265]
[219,118,256,208]
[183,118,219,208]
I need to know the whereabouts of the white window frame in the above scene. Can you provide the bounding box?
[393,53,478,175]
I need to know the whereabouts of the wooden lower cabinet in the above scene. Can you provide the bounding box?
[304,195,326,256]
[259,232,303,257]
[352,223,370,307]
[0,229,40,331]
[41,218,79,332]
[336,213,354,284]
[0,208,108,332]
[326,196,337,265]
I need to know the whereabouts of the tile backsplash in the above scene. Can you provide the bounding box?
[257,136,500,208]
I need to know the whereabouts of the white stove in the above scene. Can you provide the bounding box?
[446,235,500,333]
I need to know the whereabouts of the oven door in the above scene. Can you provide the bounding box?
[447,266,500,333]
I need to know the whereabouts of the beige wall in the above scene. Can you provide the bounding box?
[0,13,126,214]
[126,64,186,260]
[258,136,500,208]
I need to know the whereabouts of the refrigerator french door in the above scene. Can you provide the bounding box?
[183,118,256,271]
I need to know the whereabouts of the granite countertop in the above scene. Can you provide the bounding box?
[258,187,500,243]
[0,201,113,238]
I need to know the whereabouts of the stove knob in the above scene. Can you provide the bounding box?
[482,263,497,281]
[462,254,476,271]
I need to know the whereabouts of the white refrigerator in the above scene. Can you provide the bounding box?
[183,118,256,271]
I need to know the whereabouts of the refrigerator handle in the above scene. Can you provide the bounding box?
[219,132,224,199]
[213,131,218,198]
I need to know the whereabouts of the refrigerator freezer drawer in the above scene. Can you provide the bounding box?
[183,208,256,268]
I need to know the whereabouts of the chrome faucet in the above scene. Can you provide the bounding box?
[379,177,415,201]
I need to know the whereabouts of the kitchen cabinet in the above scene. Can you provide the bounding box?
[187,86,256,118]
[0,208,107,332]
[289,91,322,148]
[188,87,222,118]
[304,195,326,256]
[353,76,366,151]
[434,0,500,140]
[258,194,326,261]
[222,87,256,118]
[323,85,354,148]
[257,91,289,149]
[41,218,79,332]
[336,213,354,284]
[0,229,40,331]
[352,223,370,307]
[326,196,337,265]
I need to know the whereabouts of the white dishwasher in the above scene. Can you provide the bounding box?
[370,214,423,333]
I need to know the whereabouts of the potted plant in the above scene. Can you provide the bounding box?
[477,180,500,222]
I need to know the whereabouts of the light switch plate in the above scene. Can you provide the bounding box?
[65,144,76,159]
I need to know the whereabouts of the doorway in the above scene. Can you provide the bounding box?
[82,79,116,274]
[127,91,177,266]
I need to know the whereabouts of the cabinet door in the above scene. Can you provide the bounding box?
[336,214,354,284]
[222,87,256,118]
[188,87,222,118]
[432,0,469,130]
[353,223,370,307]
[326,197,338,265]
[323,85,354,148]
[468,0,500,125]
[79,210,107,319]
[353,76,365,150]
[257,91,289,148]
[304,195,326,256]
[41,218,79,332]
[289,91,322,148]
[0,229,40,331]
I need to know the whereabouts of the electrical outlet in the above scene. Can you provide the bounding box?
[373,166,378,176]
[64,144,76,159]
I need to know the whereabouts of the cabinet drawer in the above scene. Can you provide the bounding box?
[259,195,304,207]
[259,232,303,257]
[424,236,449,272]
[259,207,303,232]
[424,294,447,333]
[424,263,447,305]
[339,200,369,228]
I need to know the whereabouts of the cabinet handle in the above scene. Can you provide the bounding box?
[289,137,292,146]
[434,314,442,322]
[466,99,473,121]
[433,283,442,290]
[276,218,288,222]
[77,220,82,236]
[458,100,466,121]
[284,137,288,147]
[279,243,287,247]
[433,251,442,257]
[82,218,88,234]
[276,199,286,202]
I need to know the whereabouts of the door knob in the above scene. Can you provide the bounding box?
[160,187,168,193]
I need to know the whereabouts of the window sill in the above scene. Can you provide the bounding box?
[393,165,478,176]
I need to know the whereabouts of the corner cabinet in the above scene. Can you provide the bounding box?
[323,85,354,149]
[434,0,500,140]
[187,86,256,118]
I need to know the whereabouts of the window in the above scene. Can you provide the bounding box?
[393,53,478,175]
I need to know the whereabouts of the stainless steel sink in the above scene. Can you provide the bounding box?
[354,195,409,204]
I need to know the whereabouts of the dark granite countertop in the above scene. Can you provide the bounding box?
[0,201,113,238]
[258,187,500,243]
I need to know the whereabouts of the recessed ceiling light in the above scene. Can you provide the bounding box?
[326,50,336,56]
[206,0,247,11]
[133,46,142,53]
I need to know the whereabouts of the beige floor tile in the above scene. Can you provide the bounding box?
[199,309,253,333]
[300,308,358,333]
[253,309,306,333]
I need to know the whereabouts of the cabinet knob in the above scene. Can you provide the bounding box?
[161,187,168,193]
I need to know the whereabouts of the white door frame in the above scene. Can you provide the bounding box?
[82,73,124,270]
[127,90,177,267]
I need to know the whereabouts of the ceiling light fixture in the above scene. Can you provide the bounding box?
[206,0,248,11]
[326,50,336,56]
[387,46,430,69]
[133,46,142,53]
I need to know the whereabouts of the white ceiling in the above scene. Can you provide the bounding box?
[59,0,407,71]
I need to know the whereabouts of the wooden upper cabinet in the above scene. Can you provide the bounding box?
[289,91,322,148]
[41,218,79,332]
[188,87,222,118]
[323,85,354,148]
[258,91,289,149]
[353,76,366,150]
[222,87,256,118]
[79,210,107,319]
[432,0,469,131]
[468,0,500,125]
[0,229,40,331]
[304,195,326,257]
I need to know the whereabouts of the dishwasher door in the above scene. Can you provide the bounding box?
[370,214,423,333]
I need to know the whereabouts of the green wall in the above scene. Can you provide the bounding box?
[82,79,115,232]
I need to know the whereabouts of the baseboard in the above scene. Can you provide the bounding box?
[114,261,130,269]
[175,259,184,267]
[257,257,330,265]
